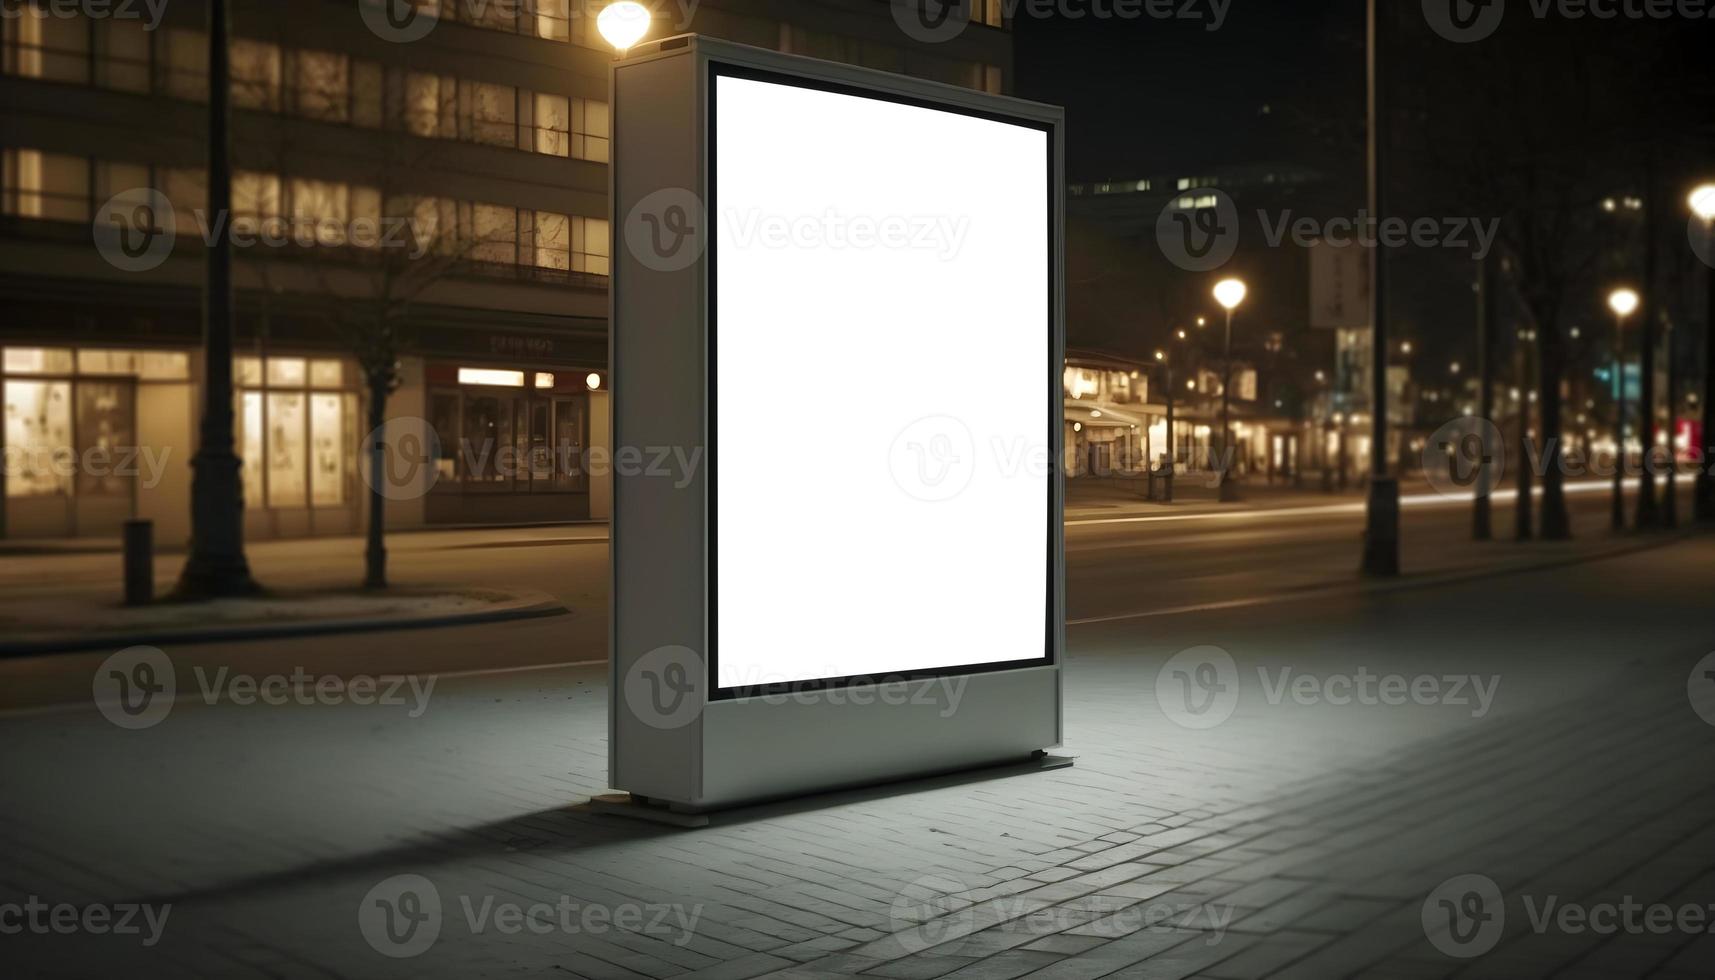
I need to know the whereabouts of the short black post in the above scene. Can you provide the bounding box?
[124,519,154,606]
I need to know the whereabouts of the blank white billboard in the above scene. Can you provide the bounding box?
[712,69,1052,693]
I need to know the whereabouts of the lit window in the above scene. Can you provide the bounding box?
[291,50,351,123]
[534,93,570,157]
[310,360,344,387]
[2,150,91,222]
[4,347,74,374]
[96,18,151,93]
[469,82,518,147]
[162,29,209,102]
[229,39,282,112]
[470,203,519,264]
[3,10,89,84]
[267,358,307,387]
[236,357,263,386]
[570,98,609,162]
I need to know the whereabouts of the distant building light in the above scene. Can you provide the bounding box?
[459,368,526,388]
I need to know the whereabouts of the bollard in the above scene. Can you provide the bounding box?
[123,519,154,606]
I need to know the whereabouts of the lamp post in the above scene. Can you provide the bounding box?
[1155,349,1174,502]
[1475,251,1496,540]
[1515,327,1535,541]
[1609,287,1640,531]
[1692,184,1715,522]
[597,1,652,53]
[1213,278,1246,502]
[177,0,260,599]
[1361,0,1399,577]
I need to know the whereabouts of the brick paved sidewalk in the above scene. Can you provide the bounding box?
[3,542,1713,978]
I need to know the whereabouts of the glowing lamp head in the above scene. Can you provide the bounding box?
[585,372,603,391]
[1213,278,1247,311]
[597,1,651,52]
[1607,288,1640,319]
[1154,350,1166,362]
[1690,184,1715,222]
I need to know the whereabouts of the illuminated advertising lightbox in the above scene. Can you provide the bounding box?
[611,37,1064,812]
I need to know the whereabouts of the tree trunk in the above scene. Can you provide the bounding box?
[1635,170,1661,528]
[1538,326,1571,539]
[365,379,389,590]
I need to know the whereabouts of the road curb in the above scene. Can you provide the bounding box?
[0,591,570,659]
[1070,529,1702,626]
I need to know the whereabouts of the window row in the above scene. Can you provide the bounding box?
[1,16,610,162]
[0,149,612,276]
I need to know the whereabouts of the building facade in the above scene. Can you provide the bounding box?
[0,0,1013,540]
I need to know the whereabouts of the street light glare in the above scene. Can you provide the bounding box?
[1607,288,1640,318]
[598,1,652,51]
[1690,184,1715,222]
[1213,278,1247,311]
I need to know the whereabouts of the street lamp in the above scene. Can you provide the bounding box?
[1609,287,1640,531]
[1692,183,1715,522]
[1213,278,1246,501]
[597,1,651,53]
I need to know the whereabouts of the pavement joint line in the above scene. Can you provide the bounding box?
[1067,529,1700,626]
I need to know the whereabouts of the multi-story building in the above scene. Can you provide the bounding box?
[0,0,1012,540]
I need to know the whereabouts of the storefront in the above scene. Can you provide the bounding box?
[234,353,363,539]
[3,345,196,542]
[422,361,606,525]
